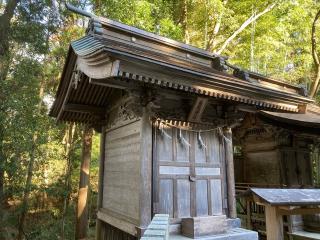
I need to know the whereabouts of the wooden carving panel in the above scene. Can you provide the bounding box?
[153,125,226,219]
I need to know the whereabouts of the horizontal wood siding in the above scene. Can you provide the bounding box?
[103,120,142,225]
[103,222,137,240]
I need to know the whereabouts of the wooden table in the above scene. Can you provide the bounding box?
[242,188,320,240]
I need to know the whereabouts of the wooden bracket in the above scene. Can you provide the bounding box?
[187,97,208,123]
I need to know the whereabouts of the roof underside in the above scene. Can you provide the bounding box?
[50,16,318,126]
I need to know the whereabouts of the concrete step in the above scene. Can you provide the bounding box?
[170,228,258,240]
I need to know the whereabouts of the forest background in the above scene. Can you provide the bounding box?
[0,0,320,239]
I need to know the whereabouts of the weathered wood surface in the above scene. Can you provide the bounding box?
[181,216,227,238]
[103,120,142,224]
[153,124,226,219]
[241,187,320,240]
[98,209,138,236]
[265,205,284,240]
[224,128,237,219]
[260,110,320,127]
[139,108,152,228]
[102,221,137,240]
[250,188,320,206]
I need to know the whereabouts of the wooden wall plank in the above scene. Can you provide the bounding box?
[103,120,142,224]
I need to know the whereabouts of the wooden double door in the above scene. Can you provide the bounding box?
[152,125,227,219]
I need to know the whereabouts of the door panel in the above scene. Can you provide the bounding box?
[176,129,190,162]
[159,179,174,217]
[211,179,223,215]
[153,124,226,219]
[196,180,209,216]
[157,127,173,162]
[177,179,191,217]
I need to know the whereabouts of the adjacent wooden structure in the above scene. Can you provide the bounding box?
[50,5,320,240]
[242,188,320,240]
[234,109,320,239]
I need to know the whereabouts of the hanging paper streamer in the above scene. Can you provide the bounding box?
[197,132,207,149]
[218,127,232,144]
[177,129,191,147]
[159,121,172,139]
[155,118,233,145]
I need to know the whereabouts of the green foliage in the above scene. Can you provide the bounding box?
[94,0,184,40]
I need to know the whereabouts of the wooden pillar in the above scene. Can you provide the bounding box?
[246,200,252,229]
[76,126,93,240]
[96,126,106,240]
[139,107,152,232]
[224,127,237,218]
[265,205,283,240]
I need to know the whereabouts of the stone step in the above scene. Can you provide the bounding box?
[290,231,320,240]
[170,228,258,240]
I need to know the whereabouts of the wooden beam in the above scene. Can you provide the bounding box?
[187,97,208,122]
[57,63,77,122]
[265,204,284,240]
[64,103,105,115]
[89,76,135,89]
[97,209,138,237]
[277,207,320,216]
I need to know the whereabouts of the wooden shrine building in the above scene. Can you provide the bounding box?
[50,5,320,240]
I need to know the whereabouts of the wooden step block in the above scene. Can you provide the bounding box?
[181,215,227,238]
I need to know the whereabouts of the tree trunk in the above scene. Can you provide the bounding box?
[181,0,190,44]
[17,135,37,240]
[206,0,228,50]
[75,126,93,240]
[309,9,320,98]
[0,148,5,239]
[0,0,19,81]
[61,123,76,240]
[0,1,19,223]
[17,81,45,240]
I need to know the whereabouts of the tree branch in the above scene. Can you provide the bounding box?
[206,0,228,50]
[216,2,277,54]
[309,9,320,98]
